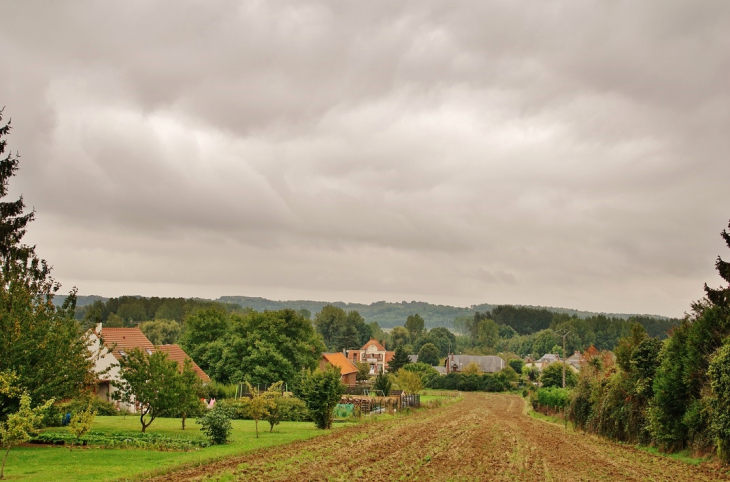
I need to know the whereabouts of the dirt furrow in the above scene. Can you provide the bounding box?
[146,393,730,482]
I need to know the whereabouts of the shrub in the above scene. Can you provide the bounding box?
[197,404,233,445]
[534,387,570,411]
[294,366,345,430]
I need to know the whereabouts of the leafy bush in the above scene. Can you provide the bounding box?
[197,404,233,445]
[294,366,345,430]
[218,398,250,420]
[274,396,311,422]
[426,372,508,392]
[534,387,570,411]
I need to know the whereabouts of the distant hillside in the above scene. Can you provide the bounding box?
[217,296,675,329]
[54,294,109,307]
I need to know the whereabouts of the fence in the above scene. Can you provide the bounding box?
[338,393,420,415]
[235,383,287,399]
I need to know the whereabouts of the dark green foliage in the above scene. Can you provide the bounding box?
[388,347,411,373]
[373,372,392,396]
[0,110,94,421]
[314,305,371,351]
[509,359,524,374]
[426,372,509,392]
[417,343,440,366]
[77,296,239,326]
[180,309,324,386]
[709,341,730,461]
[534,387,570,411]
[197,404,233,445]
[405,314,425,340]
[294,366,345,429]
[540,363,577,389]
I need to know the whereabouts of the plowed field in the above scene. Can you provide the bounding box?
[146,393,730,481]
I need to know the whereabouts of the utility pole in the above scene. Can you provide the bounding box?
[559,331,571,388]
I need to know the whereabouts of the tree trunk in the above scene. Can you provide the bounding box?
[254,419,258,438]
[1,445,11,479]
[182,413,186,430]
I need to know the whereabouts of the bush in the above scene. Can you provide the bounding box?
[197,404,233,445]
[275,396,311,422]
[218,398,250,420]
[540,363,577,388]
[294,366,345,430]
[534,387,570,411]
[426,372,508,393]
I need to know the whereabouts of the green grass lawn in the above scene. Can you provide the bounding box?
[3,416,333,482]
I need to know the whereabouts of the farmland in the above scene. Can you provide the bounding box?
[148,393,730,482]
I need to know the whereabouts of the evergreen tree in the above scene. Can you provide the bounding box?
[705,220,730,309]
[0,110,94,420]
[388,346,411,373]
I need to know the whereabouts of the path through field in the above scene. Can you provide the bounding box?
[147,393,730,481]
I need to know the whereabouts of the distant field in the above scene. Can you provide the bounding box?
[4,417,333,482]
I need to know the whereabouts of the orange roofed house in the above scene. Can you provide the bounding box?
[320,352,359,385]
[86,324,209,412]
[346,339,394,375]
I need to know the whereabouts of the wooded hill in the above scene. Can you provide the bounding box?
[65,294,679,338]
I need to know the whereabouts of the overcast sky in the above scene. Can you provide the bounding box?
[2,1,729,317]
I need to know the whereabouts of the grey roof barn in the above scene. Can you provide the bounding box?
[446,354,504,374]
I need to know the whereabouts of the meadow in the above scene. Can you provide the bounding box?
[4,416,333,482]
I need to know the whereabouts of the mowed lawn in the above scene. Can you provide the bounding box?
[4,416,334,482]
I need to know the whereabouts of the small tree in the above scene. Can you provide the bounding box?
[294,366,345,429]
[0,388,53,478]
[509,359,525,374]
[462,362,481,375]
[172,359,203,430]
[113,349,181,432]
[395,370,423,395]
[388,347,411,373]
[245,381,279,438]
[264,382,284,433]
[197,404,233,445]
[354,361,371,381]
[373,372,392,396]
[417,343,440,366]
[68,403,96,449]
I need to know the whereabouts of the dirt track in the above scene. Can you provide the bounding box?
[147,393,730,481]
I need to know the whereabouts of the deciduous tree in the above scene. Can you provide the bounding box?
[113,349,181,432]
[417,343,440,366]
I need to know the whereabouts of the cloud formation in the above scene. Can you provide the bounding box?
[2,1,729,316]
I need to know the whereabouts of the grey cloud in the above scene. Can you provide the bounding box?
[1,0,729,317]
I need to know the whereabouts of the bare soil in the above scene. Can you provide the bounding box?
[146,393,730,481]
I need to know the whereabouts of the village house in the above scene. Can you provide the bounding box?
[320,352,359,385]
[86,324,209,411]
[346,338,394,374]
[445,354,504,374]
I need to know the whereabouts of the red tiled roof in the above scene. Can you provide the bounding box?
[384,351,395,364]
[100,328,155,360]
[361,338,386,352]
[157,345,211,382]
[322,352,358,375]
